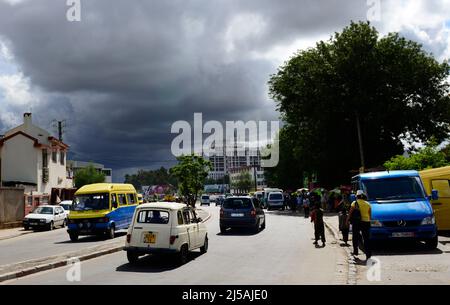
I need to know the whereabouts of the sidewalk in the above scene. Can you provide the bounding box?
[0,227,32,241]
[323,214,358,285]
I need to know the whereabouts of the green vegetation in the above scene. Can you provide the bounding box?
[74,164,106,188]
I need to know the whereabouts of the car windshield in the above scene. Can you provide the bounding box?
[269,193,283,200]
[32,207,54,214]
[73,193,110,211]
[202,196,209,199]
[223,198,252,209]
[362,177,426,201]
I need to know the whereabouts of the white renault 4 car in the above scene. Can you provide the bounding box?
[124,202,208,265]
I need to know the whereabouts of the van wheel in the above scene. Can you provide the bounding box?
[107,225,115,239]
[200,236,208,254]
[69,232,79,242]
[127,251,139,265]
[179,244,189,265]
[425,235,438,250]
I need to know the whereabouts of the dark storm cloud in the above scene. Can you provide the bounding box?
[0,0,369,180]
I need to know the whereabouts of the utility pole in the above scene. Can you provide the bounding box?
[52,119,66,142]
[355,112,365,173]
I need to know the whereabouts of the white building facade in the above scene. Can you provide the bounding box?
[0,113,73,197]
[67,160,112,183]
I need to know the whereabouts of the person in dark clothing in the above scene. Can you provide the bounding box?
[337,195,350,246]
[303,194,310,218]
[311,202,326,247]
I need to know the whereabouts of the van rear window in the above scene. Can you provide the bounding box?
[269,193,283,200]
[136,210,169,224]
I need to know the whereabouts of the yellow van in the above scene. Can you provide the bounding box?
[67,183,139,241]
[420,166,450,231]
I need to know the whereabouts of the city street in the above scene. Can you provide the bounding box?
[2,206,342,285]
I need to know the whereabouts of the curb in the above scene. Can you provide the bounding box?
[324,219,358,285]
[0,245,124,283]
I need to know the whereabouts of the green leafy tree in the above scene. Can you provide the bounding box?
[269,21,450,187]
[169,155,211,207]
[124,167,177,190]
[384,144,449,171]
[74,164,106,188]
[232,172,253,193]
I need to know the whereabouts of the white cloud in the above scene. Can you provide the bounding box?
[0,73,36,106]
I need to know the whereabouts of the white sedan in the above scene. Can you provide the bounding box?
[124,202,208,265]
[23,205,67,231]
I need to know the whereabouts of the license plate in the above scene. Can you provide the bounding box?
[231,213,244,217]
[30,223,38,226]
[143,232,156,244]
[392,232,415,238]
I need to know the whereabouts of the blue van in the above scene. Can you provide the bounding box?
[351,170,438,249]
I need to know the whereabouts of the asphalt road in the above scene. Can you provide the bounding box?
[0,223,126,266]
[4,206,341,285]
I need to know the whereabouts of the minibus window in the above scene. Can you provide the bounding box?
[111,194,117,208]
[118,194,127,206]
[127,193,136,205]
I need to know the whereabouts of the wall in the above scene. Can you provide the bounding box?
[0,187,25,224]
[1,135,38,185]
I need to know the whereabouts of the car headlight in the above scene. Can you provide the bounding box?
[371,220,383,227]
[421,216,435,225]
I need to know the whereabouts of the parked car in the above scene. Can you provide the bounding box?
[125,202,208,265]
[266,192,285,211]
[59,200,74,216]
[220,196,265,233]
[200,194,210,206]
[23,205,67,231]
[352,170,438,249]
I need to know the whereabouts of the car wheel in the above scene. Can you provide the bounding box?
[49,221,54,231]
[261,218,266,230]
[220,225,226,234]
[69,232,79,242]
[200,236,208,254]
[107,225,115,239]
[62,219,67,228]
[24,225,29,230]
[179,244,189,265]
[425,235,438,250]
[127,251,139,264]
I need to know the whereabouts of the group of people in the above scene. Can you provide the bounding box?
[283,188,372,260]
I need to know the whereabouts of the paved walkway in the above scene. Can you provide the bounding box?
[0,227,32,241]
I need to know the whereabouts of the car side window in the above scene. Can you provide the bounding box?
[182,210,191,224]
[177,211,184,225]
[189,210,197,223]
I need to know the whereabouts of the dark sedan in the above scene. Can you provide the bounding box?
[219,196,265,233]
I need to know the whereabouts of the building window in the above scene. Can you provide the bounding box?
[42,149,48,168]
[60,151,65,165]
[52,150,57,163]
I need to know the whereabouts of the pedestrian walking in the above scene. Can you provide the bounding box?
[346,190,372,260]
[310,202,326,247]
[337,195,350,245]
[303,193,310,218]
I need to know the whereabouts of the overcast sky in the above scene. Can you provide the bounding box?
[0,0,449,181]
